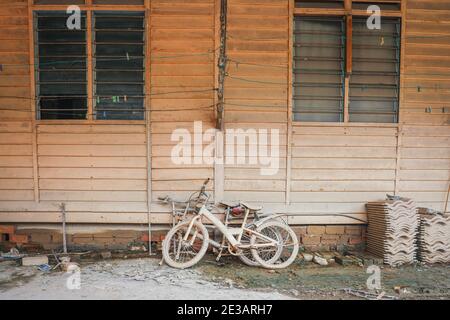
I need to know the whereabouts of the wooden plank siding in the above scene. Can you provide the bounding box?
[149,0,216,210]
[223,0,289,206]
[0,1,35,213]
[398,0,450,212]
[0,0,449,226]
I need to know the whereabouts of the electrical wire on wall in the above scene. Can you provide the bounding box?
[216,0,228,131]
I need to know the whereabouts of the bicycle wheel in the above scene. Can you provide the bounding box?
[239,228,260,267]
[162,220,209,269]
[239,226,283,267]
[250,221,299,269]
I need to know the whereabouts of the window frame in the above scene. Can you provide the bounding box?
[29,0,148,123]
[291,0,404,125]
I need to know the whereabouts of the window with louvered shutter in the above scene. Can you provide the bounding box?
[349,18,400,123]
[93,11,145,120]
[35,11,88,120]
[293,16,345,122]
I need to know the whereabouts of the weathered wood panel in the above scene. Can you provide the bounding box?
[290,125,398,217]
[0,0,449,226]
[34,123,148,214]
[0,1,31,121]
[150,0,216,205]
[223,0,289,205]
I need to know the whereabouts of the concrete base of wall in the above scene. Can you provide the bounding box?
[0,224,367,252]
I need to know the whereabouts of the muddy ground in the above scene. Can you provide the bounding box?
[199,256,450,300]
[0,254,449,300]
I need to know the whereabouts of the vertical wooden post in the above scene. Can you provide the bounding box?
[86,2,94,120]
[395,0,407,196]
[343,77,350,123]
[286,0,294,205]
[28,0,40,202]
[343,1,352,123]
[394,124,403,196]
[216,0,227,131]
[145,0,154,255]
[398,0,407,124]
[214,0,224,202]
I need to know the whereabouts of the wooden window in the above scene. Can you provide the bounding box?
[35,11,88,120]
[296,0,344,9]
[349,17,400,123]
[93,11,145,120]
[32,2,146,121]
[293,16,345,122]
[293,1,402,123]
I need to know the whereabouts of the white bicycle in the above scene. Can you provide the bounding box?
[160,179,299,270]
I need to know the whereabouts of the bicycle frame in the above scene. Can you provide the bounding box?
[183,205,279,250]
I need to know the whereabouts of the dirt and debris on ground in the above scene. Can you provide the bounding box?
[0,253,449,300]
[198,256,450,300]
[0,257,291,300]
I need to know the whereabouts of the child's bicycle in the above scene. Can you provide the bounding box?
[158,179,299,269]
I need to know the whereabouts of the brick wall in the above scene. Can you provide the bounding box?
[1,224,367,252]
[0,226,164,251]
[292,225,367,252]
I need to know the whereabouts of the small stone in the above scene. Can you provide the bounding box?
[290,289,299,297]
[313,255,329,266]
[302,253,314,262]
[224,279,233,288]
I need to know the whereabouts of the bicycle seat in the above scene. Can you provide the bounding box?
[240,202,262,212]
[220,201,240,208]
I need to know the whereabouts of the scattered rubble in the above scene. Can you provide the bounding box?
[301,253,314,262]
[313,255,328,266]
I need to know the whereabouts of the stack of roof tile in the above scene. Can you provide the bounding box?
[418,208,450,264]
[366,198,419,267]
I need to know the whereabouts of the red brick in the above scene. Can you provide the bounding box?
[338,235,350,245]
[10,234,28,244]
[307,226,326,235]
[29,233,51,244]
[142,233,165,242]
[50,232,64,243]
[301,235,321,245]
[0,225,15,235]
[348,237,364,245]
[291,226,308,236]
[325,226,345,235]
[345,226,362,235]
[72,236,95,245]
[321,234,340,244]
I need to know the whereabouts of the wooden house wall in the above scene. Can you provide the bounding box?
[0,0,448,226]
[398,0,450,211]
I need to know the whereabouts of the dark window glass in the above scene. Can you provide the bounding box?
[93,11,145,120]
[350,18,400,123]
[35,11,88,120]
[293,16,345,122]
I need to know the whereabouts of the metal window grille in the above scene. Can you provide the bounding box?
[349,17,400,123]
[293,16,346,122]
[35,11,88,120]
[93,11,145,120]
